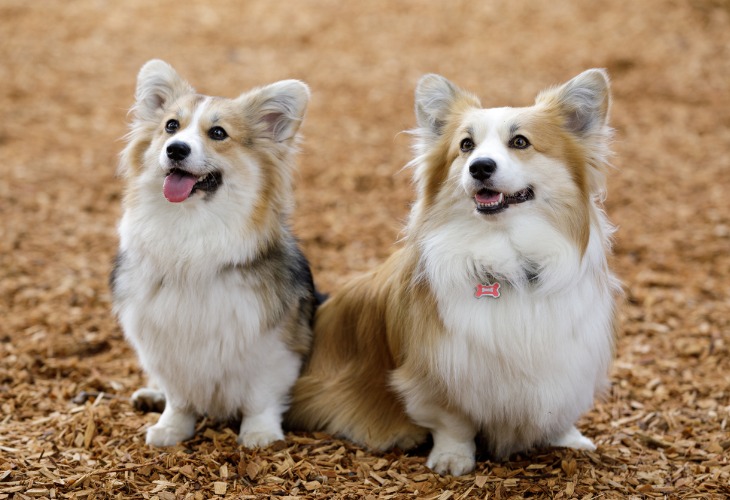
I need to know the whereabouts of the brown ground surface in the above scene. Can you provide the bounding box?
[1,1,729,498]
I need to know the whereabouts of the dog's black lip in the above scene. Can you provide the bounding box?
[504,186,535,204]
[166,168,223,195]
[474,186,534,214]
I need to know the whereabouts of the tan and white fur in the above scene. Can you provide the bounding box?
[112,60,317,448]
[288,70,620,475]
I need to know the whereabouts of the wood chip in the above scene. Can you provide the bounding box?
[304,480,321,491]
[213,482,227,495]
[565,482,575,496]
[369,471,387,485]
[25,489,50,497]
[244,461,260,481]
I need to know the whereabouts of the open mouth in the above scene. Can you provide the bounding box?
[162,168,223,203]
[474,186,534,214]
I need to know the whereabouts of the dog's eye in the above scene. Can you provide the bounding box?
[165,119,180,134]
[208,126,228,141]
[460,138,475,153]
[509,135,531,149]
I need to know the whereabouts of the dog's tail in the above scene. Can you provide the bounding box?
[286,266,427,451]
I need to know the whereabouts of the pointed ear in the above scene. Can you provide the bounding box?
[537,69,610,135]
[133,59,195,122]
[244,80,310,142]
[415,74,480,137]
[414,74,461,135]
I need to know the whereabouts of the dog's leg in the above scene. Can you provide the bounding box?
[401,393,477,475]
[237,342,300,448]
[145,403,196,447]
[423,410,477,476]
[393,369,477,475]
[237,405,285,448]
[549,425,596,451]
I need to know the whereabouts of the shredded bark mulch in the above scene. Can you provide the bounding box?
[1,1,728,498]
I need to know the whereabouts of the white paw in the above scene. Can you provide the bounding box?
[237,429,284,448]
[237,410,285,448]
[131,387,166,413]
[146,422,195,447]
[550,426,596,451]
[426,450,476,476]
[421,420,476,476]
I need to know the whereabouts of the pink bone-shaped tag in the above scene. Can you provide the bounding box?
[474,282,500,298]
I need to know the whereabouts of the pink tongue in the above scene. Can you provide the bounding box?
[163,171,198,203]
[475,190,502,204]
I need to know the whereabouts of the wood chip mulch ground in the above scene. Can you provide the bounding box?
[1,1,728,498]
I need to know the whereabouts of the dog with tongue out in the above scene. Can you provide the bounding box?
[111,59,319,449]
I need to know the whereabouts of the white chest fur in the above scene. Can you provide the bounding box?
[419,211,616,456]
[114,204,301,420]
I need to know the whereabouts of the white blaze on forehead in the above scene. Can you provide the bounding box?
[460,107,530,195]
[159,97,212,171]
[465,107,519,150]
[178,96,213,138]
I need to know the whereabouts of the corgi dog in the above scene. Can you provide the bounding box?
[288,70,620,475]
[111,60,317,448]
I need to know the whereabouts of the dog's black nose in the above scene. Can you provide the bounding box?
[166,142,191,162]
[469,158,497,181]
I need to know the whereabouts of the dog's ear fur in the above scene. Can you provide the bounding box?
[243,80,311,143]
[536,69,613,197]
[134,59,195,122]
[415,74,460,136]
[414,74,481,140]
[536,69,610,137]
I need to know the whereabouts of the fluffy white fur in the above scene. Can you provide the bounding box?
[113,60,314,448]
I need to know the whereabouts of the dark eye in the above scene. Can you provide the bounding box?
[165,119,180,134]
[460,137,475,152]
[509,135,531,149]
[208,126,228,141]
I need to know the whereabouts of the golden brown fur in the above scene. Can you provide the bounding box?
[288,246,430,449]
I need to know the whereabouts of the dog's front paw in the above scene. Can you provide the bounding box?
[146,421,195,447]
[145,408,196,447]
[237,428,284,448]
[550,426,596,451]
[425,429,477,476]
[131,387,166,413]
[237,409,286,448]
[426,450,476,476]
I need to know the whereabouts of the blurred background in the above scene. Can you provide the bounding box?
[1,0,728,497]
